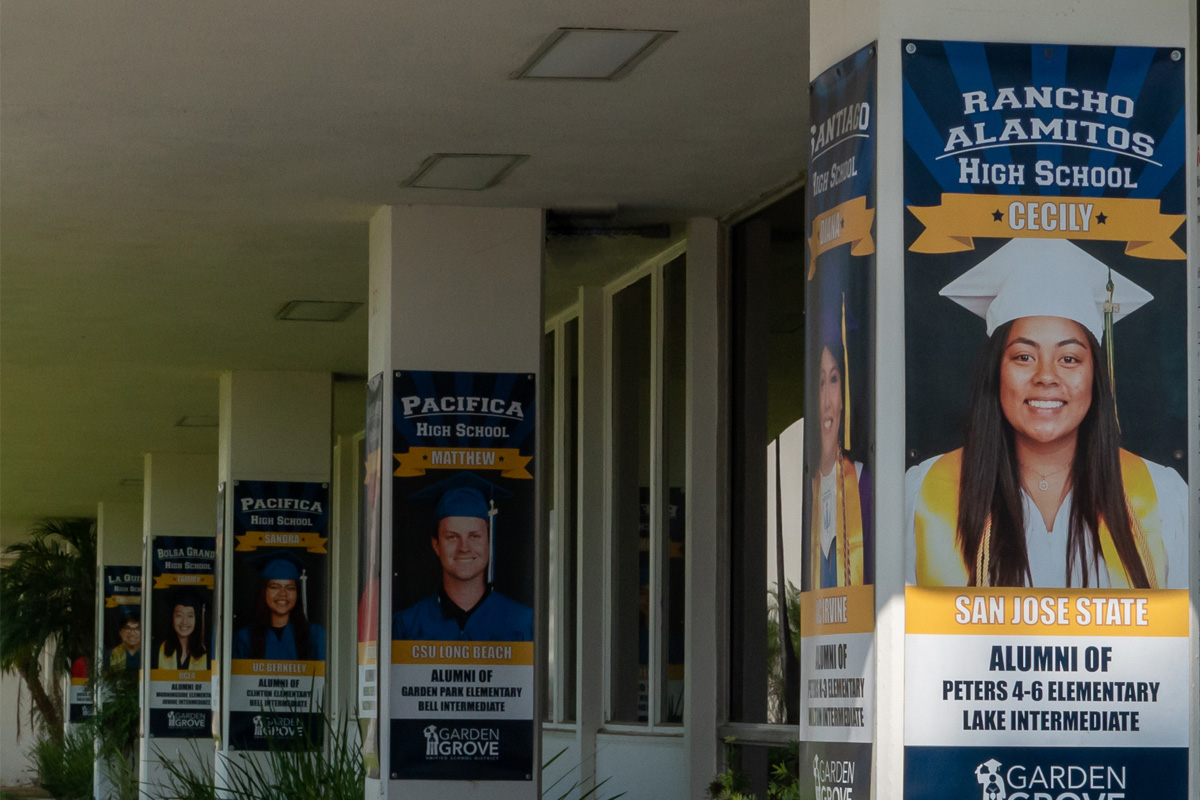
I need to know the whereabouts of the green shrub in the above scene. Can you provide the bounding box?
[31,726,93,800]
[157,709,362,800]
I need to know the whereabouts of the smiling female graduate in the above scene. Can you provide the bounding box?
[905,238,1188,589]
[154,587,209,670]
[392,471,534,642]
[232,549,326,660]
[808,293,874,589]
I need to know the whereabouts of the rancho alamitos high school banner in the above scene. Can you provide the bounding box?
[902,41,1189,800]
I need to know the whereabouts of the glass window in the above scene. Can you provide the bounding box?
[561,317,579,723]
[609,275,652,724]
[659,255,687,724]
[728,191,806,726]
[607,247,688,727]
[541,329,556,722]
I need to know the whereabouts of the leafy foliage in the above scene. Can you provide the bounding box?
[540,747,626,800]
[0,518,97,739]
[765,580,801,724]
[91,667,142,800]
[708,737,799,800]
[158,709,363,800]
[30,725,94,800]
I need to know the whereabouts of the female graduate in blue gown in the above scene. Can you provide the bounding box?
[232,551,326,660]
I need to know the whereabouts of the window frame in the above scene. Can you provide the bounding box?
[543,303,581,728]
[602,239,688,732]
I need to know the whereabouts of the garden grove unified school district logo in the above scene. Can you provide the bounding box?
[974,758,1130,800]
[422,725,500,760]
[166,711,207,730]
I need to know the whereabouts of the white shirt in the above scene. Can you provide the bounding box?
[819,461,865,558]
[904,453,1188,589]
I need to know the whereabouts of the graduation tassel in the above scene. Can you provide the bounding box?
[300,569,309,619]
[841,293,851,452]
[487,498,498,585]
[1103,271,1120,434]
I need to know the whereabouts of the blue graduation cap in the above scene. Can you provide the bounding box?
[248,549,311,617]
[411,471,514,582]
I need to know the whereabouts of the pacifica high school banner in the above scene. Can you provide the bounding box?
[148,536,215,737]
[799,42,877,800]
[390,370,536,783]
[228,480,330,750]
[359,372,384,779]
[902,41,1189,799]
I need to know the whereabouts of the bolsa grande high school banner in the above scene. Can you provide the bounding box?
[148,536,215,737]
[390,370,536,783]
[902,41,1189,799]
[799,42,877,800]
[228,480,330,750]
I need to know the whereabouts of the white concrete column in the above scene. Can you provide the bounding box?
[214,371,332,785]
[683,218,725,799]
[94,501,143,800]
[138,453,217,796]
[368,205,543,800]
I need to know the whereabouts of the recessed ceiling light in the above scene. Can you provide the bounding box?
[175,415,219,428]
[513,28,675,81]
[275,300,362,322]
[401,154,528,190]
[119,478,144,488]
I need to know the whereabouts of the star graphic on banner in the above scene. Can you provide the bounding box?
[1095,211,1108,224]
[992,209,1004,222]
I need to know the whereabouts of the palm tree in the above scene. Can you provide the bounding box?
[0,517,97,741]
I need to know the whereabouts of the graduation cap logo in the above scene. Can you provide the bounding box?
[410,471,513,583]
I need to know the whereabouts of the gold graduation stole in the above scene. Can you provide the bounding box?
[810,454,865,588]
[914,448,1164,587]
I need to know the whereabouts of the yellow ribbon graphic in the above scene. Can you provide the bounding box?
[104,596,141,608]
[807,195,876,278]
[234,532,328,553]
[908,194,1185,259]
[394,448,533,479]
[152,574,215,589]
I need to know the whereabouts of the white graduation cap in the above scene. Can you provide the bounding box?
[938,238,1152,342]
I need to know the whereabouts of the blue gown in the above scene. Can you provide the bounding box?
[231,621,326,660]
[392,590,532,641]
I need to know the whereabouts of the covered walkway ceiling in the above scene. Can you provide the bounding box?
[0,0,808,531]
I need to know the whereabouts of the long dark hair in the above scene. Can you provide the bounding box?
[957,321,1148,587]
[249,581,313,659]
[162,601,208,663]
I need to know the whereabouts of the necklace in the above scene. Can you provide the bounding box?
[1019,460,1071,492]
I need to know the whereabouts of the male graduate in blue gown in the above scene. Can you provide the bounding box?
[232,550,326,660]
[393,472,533,642]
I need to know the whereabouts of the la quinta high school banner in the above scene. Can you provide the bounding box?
[902,40,1189,799]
